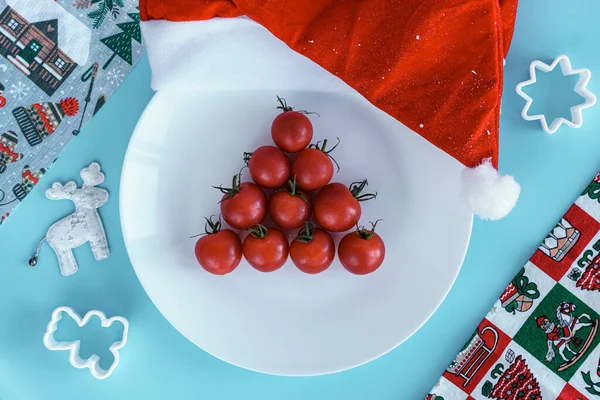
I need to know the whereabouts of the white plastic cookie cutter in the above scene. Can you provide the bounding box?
[43,306,129,379]
[516,54,596,134]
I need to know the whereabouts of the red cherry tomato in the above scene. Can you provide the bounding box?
[245,145,291,189]
[194,216,242,275]
[314,180,377,232]
[243,225,289,272]
[215,173,267,230]
[271,96,314,153]
[268,178,311,229]
[292,138,339,191]
[290,223,335,274]
[338,221,385,275]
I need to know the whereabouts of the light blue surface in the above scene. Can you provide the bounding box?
[1,1,599,398]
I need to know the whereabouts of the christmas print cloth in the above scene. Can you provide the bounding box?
[0,0,144,224]
[428,172,600,399]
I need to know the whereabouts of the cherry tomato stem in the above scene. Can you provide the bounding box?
[213,170,243,201]
[274,177,310,205]
[355,219,383,239]
[294,221,317,243]
[349,180,378,202]
[191,215,223,238]
[309,137,341,172]
[276,95,320,117]
[248,223,269,238]
[204,215,222,234]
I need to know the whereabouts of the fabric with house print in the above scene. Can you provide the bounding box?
[0,0,143,224]
[0,0,89,95]
[428,171,600,399]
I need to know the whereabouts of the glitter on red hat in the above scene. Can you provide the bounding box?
[60,97,79,117]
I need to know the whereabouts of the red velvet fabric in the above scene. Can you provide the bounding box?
[140,0,518,169]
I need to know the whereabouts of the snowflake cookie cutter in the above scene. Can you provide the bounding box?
[43,306,129,379]
[516,54,596,134]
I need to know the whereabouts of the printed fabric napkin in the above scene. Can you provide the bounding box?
[0,0,144,224]
[428,172,600,399]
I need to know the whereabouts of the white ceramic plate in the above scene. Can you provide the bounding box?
[120,90,472,376]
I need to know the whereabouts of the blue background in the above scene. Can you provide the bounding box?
[1,0,600,398]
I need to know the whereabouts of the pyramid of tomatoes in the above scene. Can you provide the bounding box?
[194,97,385,276]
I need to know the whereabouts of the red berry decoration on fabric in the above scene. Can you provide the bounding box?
[244,145,291,189]
[338,220,385,275]
[243,224,289,272]
[268,177,311,229]
[290,222,335,274]
[59,97,79,116]
[292,137,340,191]
[271,96,315,153]
[214,171,267,230]
[314,180,377,232]
[194,216,242,275]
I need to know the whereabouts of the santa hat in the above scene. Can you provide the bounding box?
[536,316,547,327]
[139,0,520,220]
[13,98,79,146]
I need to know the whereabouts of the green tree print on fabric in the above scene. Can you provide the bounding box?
[101,11,141,69]
[88,0,125,29]
[117,12,142,43]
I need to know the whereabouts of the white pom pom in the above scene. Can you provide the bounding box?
[460,159,520,220]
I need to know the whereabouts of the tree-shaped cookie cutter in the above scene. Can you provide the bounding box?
[516,55,596,134]
[43,306,129,379]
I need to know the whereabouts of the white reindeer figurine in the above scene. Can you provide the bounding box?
[29,162,109,276]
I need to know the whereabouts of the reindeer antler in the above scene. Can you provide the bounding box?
[46,181,77,200]
[81,162,105,188]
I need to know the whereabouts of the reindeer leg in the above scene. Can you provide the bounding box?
[51,245,78,276]
[90,232,109,261]
[89,215,109,261]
